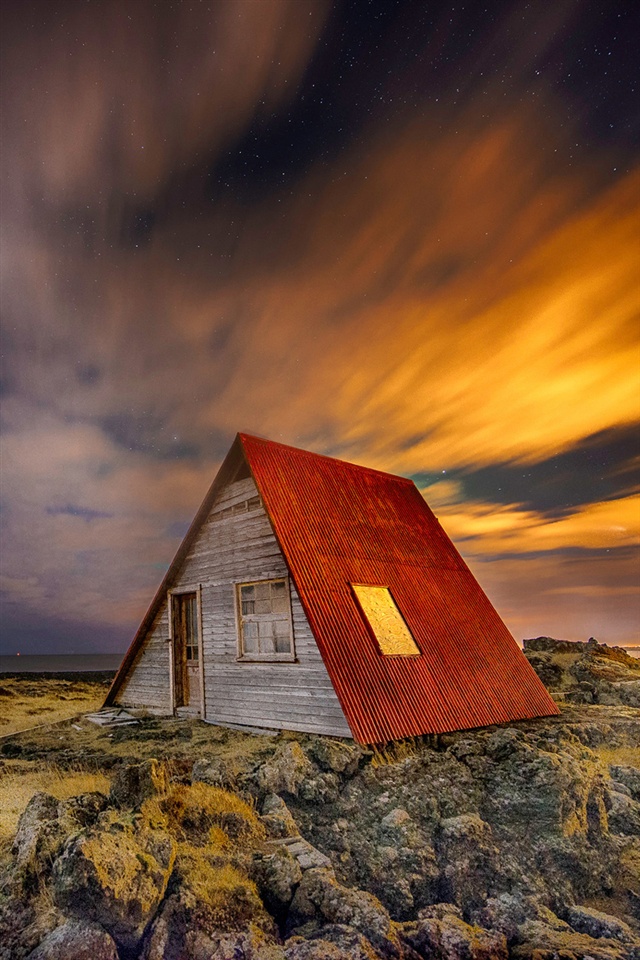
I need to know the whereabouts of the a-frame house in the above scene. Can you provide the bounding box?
[105,433,558,744]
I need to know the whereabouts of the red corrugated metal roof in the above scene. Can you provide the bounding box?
[240,433,559,743]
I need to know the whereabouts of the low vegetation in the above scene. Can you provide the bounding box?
[0,675,111,737]
[0,640,638,959]
[0,763,111,850]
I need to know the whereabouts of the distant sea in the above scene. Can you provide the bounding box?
[0,654,123,674]
[0,648,638,674]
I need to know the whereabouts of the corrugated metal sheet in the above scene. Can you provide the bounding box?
[240,433,559,744]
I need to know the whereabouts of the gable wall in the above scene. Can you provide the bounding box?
[116,476,352,737]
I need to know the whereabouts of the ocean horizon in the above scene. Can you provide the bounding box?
[1,645,639,674]
[0,654,123,673]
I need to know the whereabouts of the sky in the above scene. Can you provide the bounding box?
[1,0,638,656]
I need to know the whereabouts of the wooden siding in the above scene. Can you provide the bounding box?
[116,606,171,713]
[117,476,352,738]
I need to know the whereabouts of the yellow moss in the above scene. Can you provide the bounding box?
[140,796,170,831]
[82,833,146,897]
[81,827,175,910]
[592,745,640,768]
[176,848,265,928]
[159,782,264,844]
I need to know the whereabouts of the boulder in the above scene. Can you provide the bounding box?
[261,794,301,838]
[285,924,389,959]
[109,758,169,808]
[436,815,499,911]
[608,790,640,836]
[566,904,635,943]
[25,920,118,960]
[141,850,277,960]
[57,793,108,828]
[476,894,567,941]
[12,793,64,884]
[142,917,285,960]
[298,771,341,804]
[611,765,640,802]
[0,896,63,960]
[400,907,508,960]
[476,733,610,840]
[288,867,402,956]
[52,817,176,954]
[257,742,315,797]
[510,918,630,959]
[307,740,363,776]
[252,844,303,914]
[10,791,107,890]
[192,755,238,791]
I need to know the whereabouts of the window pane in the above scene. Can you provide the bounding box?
[271,580,286,595]
[257,620,275,653]
[254,583,270,600]
[254,599,272,615]
[243,630,257,653]
[271,597,288,614]
[241,585,255,598]
[241,600,255,615]
[244,621,258,638]
[274,634,291,654]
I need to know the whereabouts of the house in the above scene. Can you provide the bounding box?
[105,433,558,744]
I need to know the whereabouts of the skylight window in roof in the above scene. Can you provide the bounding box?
[352,584,420,656]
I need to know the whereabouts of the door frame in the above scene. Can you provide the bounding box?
[168,585,206,718]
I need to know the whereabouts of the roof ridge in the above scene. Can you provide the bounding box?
[238,432,415,484]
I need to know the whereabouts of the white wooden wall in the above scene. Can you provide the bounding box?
[116,476,352,737]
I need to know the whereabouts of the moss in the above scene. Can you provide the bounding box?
[174,846,268,930]
[157,782,264,845]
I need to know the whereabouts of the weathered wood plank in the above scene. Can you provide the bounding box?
[117,476,350,735]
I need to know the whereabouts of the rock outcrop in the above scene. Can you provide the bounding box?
[524,636,640,707]
[1,653,639,960]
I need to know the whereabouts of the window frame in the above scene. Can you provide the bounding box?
[234,576,296,663]
[351,582,421,658]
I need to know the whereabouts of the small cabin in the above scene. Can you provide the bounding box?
[105,434,558,744]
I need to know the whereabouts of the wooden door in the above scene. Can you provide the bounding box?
[172,592,202,713]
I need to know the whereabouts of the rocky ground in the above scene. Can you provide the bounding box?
[0,638,638,960]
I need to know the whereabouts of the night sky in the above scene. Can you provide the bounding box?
[1,0,638,656]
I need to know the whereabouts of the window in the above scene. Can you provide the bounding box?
[236,578,294,660]
[352,584,420,656]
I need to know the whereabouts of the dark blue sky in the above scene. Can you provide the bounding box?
[1,0,638,654]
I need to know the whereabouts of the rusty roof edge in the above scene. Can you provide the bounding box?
[237,432,415,485]
[104,434,246,706]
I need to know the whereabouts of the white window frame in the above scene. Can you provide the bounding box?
[235,576,296,662]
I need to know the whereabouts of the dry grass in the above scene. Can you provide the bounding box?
[0,763,111,849]
[591,745,640,769]
[175,846,266,929]
[147,781,264,845]
[0,677,108,736]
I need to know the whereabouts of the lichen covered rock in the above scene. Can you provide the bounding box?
[52,815,176,953]
[25,920,119,960]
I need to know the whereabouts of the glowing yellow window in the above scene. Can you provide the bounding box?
[352,584,420,656]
